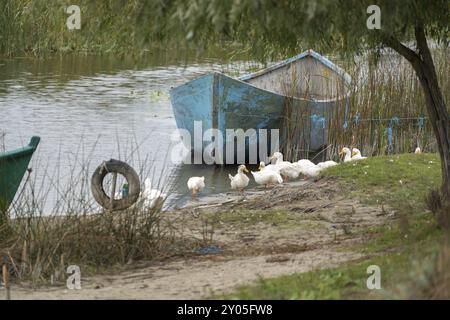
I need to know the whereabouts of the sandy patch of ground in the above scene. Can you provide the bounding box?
[8,178,393,299]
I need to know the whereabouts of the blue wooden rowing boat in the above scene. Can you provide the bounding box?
[170,50,351,164]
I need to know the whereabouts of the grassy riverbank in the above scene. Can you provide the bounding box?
[223,153,447,299]
[5,153,448,299]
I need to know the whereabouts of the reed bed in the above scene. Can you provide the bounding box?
[280,48,449,162]
[0,0,145,57]
[0,0,244,59]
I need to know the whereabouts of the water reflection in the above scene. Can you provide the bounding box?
[0,54,261,212]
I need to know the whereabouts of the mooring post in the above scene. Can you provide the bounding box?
[2,264,10,300]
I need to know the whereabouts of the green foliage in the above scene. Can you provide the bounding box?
[1,1,447,58]
[166,0,449,60]
[0,0,186,56]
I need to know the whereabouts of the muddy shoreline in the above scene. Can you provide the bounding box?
[9,177,393,299]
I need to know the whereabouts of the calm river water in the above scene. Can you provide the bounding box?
[0,53,262,212]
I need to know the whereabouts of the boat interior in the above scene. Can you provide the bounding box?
[243,56,349,101]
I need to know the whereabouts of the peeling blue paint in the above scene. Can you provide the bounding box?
[169,51,351,163]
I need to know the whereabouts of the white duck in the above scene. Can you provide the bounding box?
[339,147,353,162]
[114,190,123,200]
[296,159,316,168]
[269,152,300,180]
[113,183,128,199]
[293,159,316,179]
[228,165,250,192]
[299,164,322,178]
[142,178,166,210]
[296,159,323,178]
[415,147,422,154]
[351,148,367,160]
[187,176,205,198]
[251,164,283,187]
[316,160,338,169]
[258,161,280,173]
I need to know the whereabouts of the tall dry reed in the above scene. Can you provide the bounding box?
[0,137,201,285]
[279,48,449,162]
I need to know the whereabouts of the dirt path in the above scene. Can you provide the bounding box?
[10,178,392,299]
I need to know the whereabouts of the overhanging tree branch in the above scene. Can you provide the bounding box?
[379,32,422,66]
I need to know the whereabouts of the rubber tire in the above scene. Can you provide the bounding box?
[91,159,140,211]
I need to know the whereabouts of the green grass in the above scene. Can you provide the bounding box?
[323,153,441,210]
[221,153,445,299]
[224,256,408,299]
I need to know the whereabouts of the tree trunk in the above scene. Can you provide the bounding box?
[382,26,450,203]
[415,59,450,202]
[412,27,450,203]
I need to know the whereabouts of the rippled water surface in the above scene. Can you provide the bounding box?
[0,54,261,212]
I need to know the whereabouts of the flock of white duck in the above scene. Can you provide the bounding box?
[112,145,425,210]
[114,146,424,209]
[187,147,367,198]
